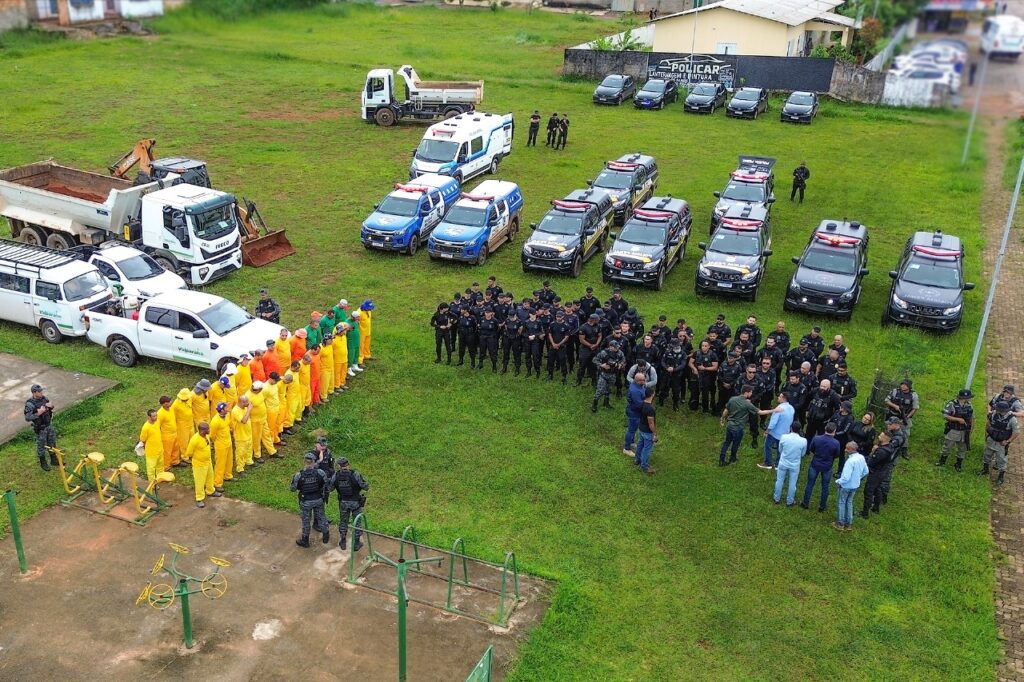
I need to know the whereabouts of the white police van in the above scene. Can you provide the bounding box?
[361,174,462,255]
[427,180,524,266]
[410,112,514,184]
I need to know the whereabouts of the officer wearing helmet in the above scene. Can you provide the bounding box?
[290,452,329,548]
[982,400,1020,485]
[592,340,626,412]
[884,379,919,456]
[326,457,370,550]
[937,389,974,472]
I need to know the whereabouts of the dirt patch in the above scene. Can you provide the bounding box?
[0,485,548,681]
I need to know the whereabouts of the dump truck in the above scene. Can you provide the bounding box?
[109,139,295,267]
[362,65,484,127]
[0,162,243,286]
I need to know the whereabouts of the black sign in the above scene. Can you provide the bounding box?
[647,53,738,88]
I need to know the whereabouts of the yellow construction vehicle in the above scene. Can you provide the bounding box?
[109,139,295,267]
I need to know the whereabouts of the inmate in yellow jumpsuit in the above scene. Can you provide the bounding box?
[359,309,372,361]
[331,332,346,390]
[275,338,291,379]
[285,372,302,426]
[191,389,211,429]
[230,404,252,475]
[300,357,312,408]
[172,389,195,464]
[335,328,349,388]
[247,389,276,461]
[236,361,253,398]
[185,432,215,502]
[319,342,334,401]
[139,418,164,482]
[276,376,290,432]
[264,379,283,447]
[210,412,234,487]
[157,404,177,471]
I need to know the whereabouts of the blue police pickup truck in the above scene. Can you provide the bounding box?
[427,180,524,266]
[361,174,461,256]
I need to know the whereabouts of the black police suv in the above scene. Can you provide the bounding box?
[684,82,728,114]
[726,87,769,119]
[593,74,636,105]
[784,220,870,320]
[522,188,614,278]
[634,78,679,110]
[695,205,773,301]
[882,230,975,332]
[780,91,819,124]
[588,153,659,225]
[710,156,775,232]
[602,196,692,290]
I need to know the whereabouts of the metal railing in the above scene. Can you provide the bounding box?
[865,22,911,72]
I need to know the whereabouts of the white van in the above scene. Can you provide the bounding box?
[981,15,1024,60]
[0,239,112,343]
[410,112,514,184]
[69,243,188,300]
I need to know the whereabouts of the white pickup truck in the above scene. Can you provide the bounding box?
[85,289,282,372]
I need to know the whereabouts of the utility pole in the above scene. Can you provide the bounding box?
[962,54,989,166]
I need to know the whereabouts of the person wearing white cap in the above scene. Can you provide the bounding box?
[245,380,276,464]
[348,310,364,374]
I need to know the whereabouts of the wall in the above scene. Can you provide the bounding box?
[829,60,886,103]
[562,49,650,81]
[119,0,163,18]
[67,0,104,22]
[0,0,29,31]
[734,55,834,92]
[652,8,789,56]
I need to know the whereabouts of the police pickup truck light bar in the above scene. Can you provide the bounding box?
[720,218,762,229]
[606,162,641,171]
[393,183,430,193]
[460,193,494,202]
[911,245,960,258]
[731,170,770,182]
[633,209,674,220]
[815,233,861,246]
[551,200,591,211]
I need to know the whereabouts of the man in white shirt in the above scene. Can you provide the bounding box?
[834,441,869,531]
[773,422,807,506]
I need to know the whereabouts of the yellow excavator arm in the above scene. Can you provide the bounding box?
[109,138,156,179]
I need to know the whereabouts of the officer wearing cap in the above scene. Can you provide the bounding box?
[478,307,500,372]
[989,384,1024,417]
[522,309,545,379]
[707,314,731,346]
[256,288,281,324]
[787,337,817,373]
[431,302,454,364]
[607,288,629,320]
[658,337,687,411]
[579,286,600,318]
[879,416,908,505]
[24,384,56,471]
[982,400,1019,485]
[326,457,370,550]
[455,307,479,367]
[564,302,581,373]
[937,389,974,471]
[290,452,329,548]
[884,379,920,452]
[546,309,571,383]
[501,312,524,375]
[539,280,557,305]
[592,340,626,412]
[805,326,825,358]
[576,312,603,387]
[716,349,744,413]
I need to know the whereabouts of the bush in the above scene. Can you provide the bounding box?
[189,0,328,20]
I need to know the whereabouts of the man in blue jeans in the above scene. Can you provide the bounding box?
[622,372,648,457]
[773,422,807,505]
[834,441,868,531]
[801,422,840,511]
[635,387,657,475]
[759,393,795,470]
[720,385,758,466]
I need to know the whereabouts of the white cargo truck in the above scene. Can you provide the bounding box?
[362,65,484,127]
[0,162,243,285]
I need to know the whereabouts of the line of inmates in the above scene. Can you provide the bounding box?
[137,298,376,507]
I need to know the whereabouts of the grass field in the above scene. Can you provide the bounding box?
[0,5,999,679]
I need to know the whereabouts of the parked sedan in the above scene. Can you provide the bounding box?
[593,74,636,105]
[726,87,768,119]
[634,79,678,109]
[780,91,818,123]
[683,82,728,113]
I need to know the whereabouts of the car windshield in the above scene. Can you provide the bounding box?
[198,299,254,336]
[692,84,716,96]
[710,231,760,256]
[902,257,961,289]
[734,91,758,101]
[722,182,765,202]
[538,213,584,236]
[415,139,458,163]
[907,70,944,79]
[618,223,666,246]
[63,270,108,302]
[789,94,815,105]
[801,246,858,275]
[377,195,419,217]
[445,205,487,227]
[601,76,624,87]
[193,203,238,240]
[640,81,666,94]
[116,253,166,281]
[593,170,633,190]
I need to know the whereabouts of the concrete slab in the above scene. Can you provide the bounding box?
[0,485,549,681]
[0,353,118,446]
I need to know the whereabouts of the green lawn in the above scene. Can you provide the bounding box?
[0,5,998,680]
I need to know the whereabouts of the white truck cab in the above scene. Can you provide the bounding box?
[410,112,514,184]
[0,239,112,343]
[982,15,1024,60]
[71,243,187,300]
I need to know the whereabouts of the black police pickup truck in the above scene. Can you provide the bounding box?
[784,220,870,320]
[588,153,659,225]
[522,188,614,278]
[695,204,772,301]
[710,156,775,232]
[602,196,692,290]
[882,230,974,332]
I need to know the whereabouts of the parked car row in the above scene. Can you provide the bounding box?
[890,39,967,94]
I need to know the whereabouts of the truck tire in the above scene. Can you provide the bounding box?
[217,357,237,376]
[374,108,396,127]
[509,218,519,239]
[109,338,139,368]
[407,234,420,256]
[476,245,488,266]
[45,232,76,250]
[488,157,499,175]
[153,254,178,273]
[39,320,63,344]
[444,108,461,119]
[17,225,46,246]
[453,171,463,185]
[654,267,665,291]
[570,255,582,278]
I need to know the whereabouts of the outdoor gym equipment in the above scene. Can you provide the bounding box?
[136,542,231,649]
[3,490,27,574]
[52,447,173,525]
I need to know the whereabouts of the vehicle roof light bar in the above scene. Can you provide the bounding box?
[606,162,640,170]
[633,209,674,220]
[393,184,429,193]
[815,233,861,245]
[912,245,959,257]
[552,200,590,211]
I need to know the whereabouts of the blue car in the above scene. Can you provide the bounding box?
[427,180,524,266]
[361,174,461,255]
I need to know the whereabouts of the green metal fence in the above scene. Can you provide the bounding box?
[465,645,493,682]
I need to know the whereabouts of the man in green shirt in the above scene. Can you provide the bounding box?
[720,385,759,466]
[319,309,337,340]
[333,299,351,325]
[347,309,363,375]
[304,312,323,350]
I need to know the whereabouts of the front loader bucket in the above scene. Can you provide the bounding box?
[241,230,296,267]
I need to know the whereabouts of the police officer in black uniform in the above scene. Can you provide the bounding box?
[546,310,571,382]
[24,384,56,471]
[478,308,500,371]
[861,432,893,519]
[658,338,686,410]
[564,303,580,373]
[592,341,626,412]
[255,288,281,324]
[455,307,479,367]
[829,363,858,401]
[290,452,329,548]
[707,314,732,345]
[431,303,454,364]
[527,110,541,147]
[689,340,719,413]
[805,326,825,358]
[326,457,370,551]
[716,349,745,413]
[486,275,504,300]
[576,313,603,387]
[520,310,543,378]
[767,321,791,354]
[501,314,523,375]
[755,336,784,382]
[545,112,559,147]
[579,287,600,318]
[309,435,335,504]
[791,161,810,203]
[787,338,817,372]
[937,388,974,471]
[735,315,762,349]
[805,379,841,439]
[782,371,810,422]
